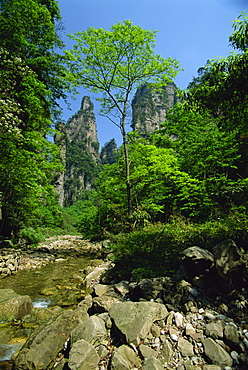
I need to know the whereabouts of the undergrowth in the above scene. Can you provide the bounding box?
[107,214,248,281]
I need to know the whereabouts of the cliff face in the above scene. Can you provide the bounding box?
[131,83,177,137]
[100,138,117,165]
[54,96,100,206]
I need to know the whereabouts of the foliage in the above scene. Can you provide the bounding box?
[107,213,248,281]
[186,12,248,168]
[63,192,101,238]
[95,136,213,234]
[0,0,66,238]
[0,130,63,236]
[153,106,240,179]
[19,227,46,245]
[0,0,68,117]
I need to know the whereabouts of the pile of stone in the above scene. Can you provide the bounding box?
[12,278,248,370]
[35,235,103,257]
[11,239,247,369]
[0,238,246,369]
[0,249,20,276]
[0,235,105,274]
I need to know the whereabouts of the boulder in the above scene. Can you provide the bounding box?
[68,339,99,370]
[114,280,129,297]
[161,340,174,362]
[71,315,108,346]
[83,264,110,289]
[212,239,244,279]
[202,365,221,370]
[205,321,224,339]
[223,323,239,349]
[129,277,168,301]
[0,289,33,322]
[178,337,194,357]
[202,337,233,368]
[15,309,80,370]
[92,295,120,313]
[109,301,167,346]
[180,246,214,276]
[110,345,141,369]
[142,357,164,370]
[94,284,111,297]
[139,344,157,359]
[21,307,58,328]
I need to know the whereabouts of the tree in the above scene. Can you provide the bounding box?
[0,0,68,118]
[184,11,248,190]
[95,136,212,234]
[65,20,181,215]
[0,0,66,237]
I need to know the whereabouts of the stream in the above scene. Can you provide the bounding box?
[0,254,99,362]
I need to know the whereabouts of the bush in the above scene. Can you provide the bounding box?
[19,227,46,245]
[108,213,248,281]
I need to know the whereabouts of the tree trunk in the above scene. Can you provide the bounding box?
[121,114,132,217]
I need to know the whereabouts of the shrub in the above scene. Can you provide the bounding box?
[19,227,46,245]
[108,213,248,281]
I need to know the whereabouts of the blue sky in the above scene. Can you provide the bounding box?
[57,0,248,147]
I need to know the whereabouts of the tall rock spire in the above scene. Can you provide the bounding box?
[54,96,100,206]
[131,83,178,137]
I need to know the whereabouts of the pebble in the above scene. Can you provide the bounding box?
[230,350,239,364]
[171,334,178,342]
[174,312,184,327]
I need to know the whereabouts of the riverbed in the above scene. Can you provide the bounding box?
[0,237,104,362]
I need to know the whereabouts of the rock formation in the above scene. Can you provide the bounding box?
[54,97,100,206]
[131,83,178,137]
[100,138,117,165]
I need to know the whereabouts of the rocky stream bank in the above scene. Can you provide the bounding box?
[0,236,247,370]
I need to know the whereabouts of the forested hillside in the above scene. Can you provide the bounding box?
[0,1,247,279]
[0,0,68,240]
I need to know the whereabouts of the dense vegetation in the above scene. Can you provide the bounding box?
[0,0,67,239]
[0,2,247,279]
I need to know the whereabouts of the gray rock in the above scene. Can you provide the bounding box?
[77,294,93,311]
[202,338,233,367]
[139,344,157,359]
[96,344,109,358]
[178,337,194,357]
[205,321,224,339]
[181,246,214,275]
[161,339,174,362]
[15,310,80,370]
[68,339,100,370]
[110,345,141,369]
[114,281,129,297]
[212,239,244,278]
[109,301,167,345]
[83,265,110,289]
[150,323,160,337]
[202,365,221,370]
[92,295,120,313]
[94,284,113,297]
[142,357,164,370]
[0,289,33,322]
[223,324,239,348]
[71,315,108,346]
[129,277,167,301]
[174,311,184,327]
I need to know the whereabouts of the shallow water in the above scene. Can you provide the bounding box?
[0,256,92,306]
[0,255,96,360]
